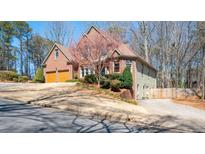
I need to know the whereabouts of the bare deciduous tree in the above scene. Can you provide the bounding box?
[197,21,205,100]
[71,35,117,88]
[46,21,73,47]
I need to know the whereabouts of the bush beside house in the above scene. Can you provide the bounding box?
[100,77,111,89]
[84,74,97,84]
[105,73,122,80]
[69,67,136,104]
[120,67,133,89]
[110,79,121,92]
[83,67,133,93]
[33,68,45,83]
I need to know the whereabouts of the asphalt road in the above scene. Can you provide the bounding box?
[0,98,142,133]
[1,98,205,133]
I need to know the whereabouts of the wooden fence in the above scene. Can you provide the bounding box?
[145,88,195,99]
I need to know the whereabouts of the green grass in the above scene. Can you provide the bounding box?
[65,79,81,83]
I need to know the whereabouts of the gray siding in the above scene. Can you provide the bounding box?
[136,61,156,99]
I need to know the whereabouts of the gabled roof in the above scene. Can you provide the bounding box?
[42,43,73,65]
[42,26,157,71]
[86,25,119,45]
[55,43,73,60]
[84,26,157,71]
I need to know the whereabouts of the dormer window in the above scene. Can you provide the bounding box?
[55,49,59,60]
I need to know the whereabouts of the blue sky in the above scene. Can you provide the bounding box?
[26,21,138,42]
[27,21,91,41]
[14,21,90,75]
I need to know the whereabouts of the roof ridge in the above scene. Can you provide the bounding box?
[54,43,73,61]
[55,42,69,50]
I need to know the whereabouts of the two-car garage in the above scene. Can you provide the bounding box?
[42,43,74,83]
[45,70,72,83]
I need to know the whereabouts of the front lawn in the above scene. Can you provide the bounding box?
[0,82,145,124]
[78,82,137,105]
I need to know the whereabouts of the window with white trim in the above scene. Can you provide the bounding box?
[114,61,120,72]
[81,67,84,77]
[54,49,59,60]
[85,68,89,76]
[80,67,92,77]
[126,60,132,68]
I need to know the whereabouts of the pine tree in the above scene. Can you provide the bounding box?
[0,21,15,70]
[120,67,133,89]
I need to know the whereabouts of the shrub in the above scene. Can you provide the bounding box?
[13,78,19,82]
[105,73,122,80]
[33,68,45,83]
[84,74,97,84]
[18,76,29,82]
[8,71,19,80]
[110,79,121,92]
[100,77,110,89]
[120,67,133,89]
[0,71,18,81]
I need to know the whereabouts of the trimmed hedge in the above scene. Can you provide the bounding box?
[33,68,45,83]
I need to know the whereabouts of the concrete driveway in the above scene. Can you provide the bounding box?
[139,99,205,120]
[139,99,205,132]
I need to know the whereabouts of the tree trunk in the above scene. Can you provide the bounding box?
[97,80,100,88]
[97,74,101,88]
[25,37,29,77]
[142,21,149,62]
[20,37,23,75]
[202,46,205,100]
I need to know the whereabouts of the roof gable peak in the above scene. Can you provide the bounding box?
[86,25,100,34]
[42,43,71,65]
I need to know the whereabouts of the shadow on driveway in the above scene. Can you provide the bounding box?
[1,99,205,133]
